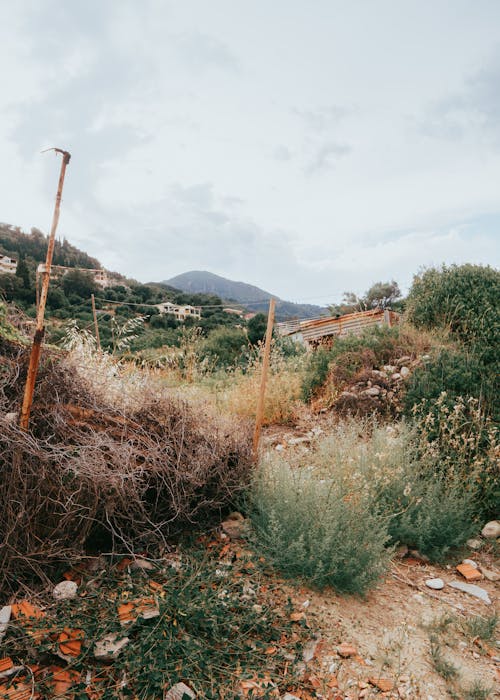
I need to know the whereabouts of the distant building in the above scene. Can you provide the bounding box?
[0,255,17,274]
[156,301,202,321]
[276,308,399,349]
[223,307,244,316]
[37,264,110,288]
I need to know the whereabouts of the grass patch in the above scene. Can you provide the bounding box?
[429,633,460,681]
[1,540,309,699]
[461,680,493,700]
[460,614,498,644]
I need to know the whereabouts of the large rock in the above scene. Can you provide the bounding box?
[221,513,249,539]
[481,520,500,539]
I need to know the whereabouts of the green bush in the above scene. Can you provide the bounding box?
[403,348,497,417]
[382,475,478,561]
[202,326,248,368]
[249,456,391,594]
[301,346,331,401]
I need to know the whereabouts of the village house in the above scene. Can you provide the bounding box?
[156,301,202,321]
[36,264,110,288]
[0,255,17,274]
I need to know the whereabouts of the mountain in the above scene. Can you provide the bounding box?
[163,271,327,320]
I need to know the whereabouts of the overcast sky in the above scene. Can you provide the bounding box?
[1,1,499,303]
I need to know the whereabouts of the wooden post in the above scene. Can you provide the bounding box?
[252,298,276,459]
[20,149,71,430]
[91,293,101,349]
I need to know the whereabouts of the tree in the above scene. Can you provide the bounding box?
[15,254,31,289]
[62,269,97,299]
[247,313,267,345]
[364,280,401,309]
[329,280,401,316]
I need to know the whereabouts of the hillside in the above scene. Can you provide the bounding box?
[164,270,327,320]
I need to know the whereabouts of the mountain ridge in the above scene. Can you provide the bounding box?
[163,270,327,320]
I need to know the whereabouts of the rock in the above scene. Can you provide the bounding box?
[400,366,410,378]
[363,386,380,397]
[448,581,491,605]
[481,520,500,539]
[396,356,411,365]
[221,517,248,539]
[421,354,431,362]
[425,578,445,590]
[130,557,155,571]
[94,633,130,660]
[391,372,402,380]
[4,412,17,424]
[288,436,310,446]
[53,580,78,600]
[466,538,482,550]
[479,566,500,582]
[275,444,284,451]
[462,559,478,569]
[337,643,357,658]
[282,695,301,700]
[164,682,196,699]
[0,606,11,644]
[383,365,396,373]
[302,637,321,662]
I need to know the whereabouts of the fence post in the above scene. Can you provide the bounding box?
[20,149,71,430]
[91,293,101,350]
[252,298,276,459]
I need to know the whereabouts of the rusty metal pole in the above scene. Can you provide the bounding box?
[252,298,276,460]
[91,293,101,350]
[20,149,71,430]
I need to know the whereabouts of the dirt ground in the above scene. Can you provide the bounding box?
[260,420,499,700]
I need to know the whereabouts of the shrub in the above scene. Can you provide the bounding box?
[249,459,391,594]
[202,326,248,368]
[0,334,253,594]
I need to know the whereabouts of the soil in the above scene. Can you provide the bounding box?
[261,421,500,700]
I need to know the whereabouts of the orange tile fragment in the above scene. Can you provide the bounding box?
[47,666,80,696]
[368,677,395,692]
[116,557,133,571]
[0,680,37,700]
[58,627,84,657]
[118,597,158,624]
[337,642,357,658]
[11,601,44,621]
[456,563,482,581]
[0,659,13,674]
[290,612,306,622]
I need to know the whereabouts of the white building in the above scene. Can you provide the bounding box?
[156,301,202,321]
[0,255,17,274]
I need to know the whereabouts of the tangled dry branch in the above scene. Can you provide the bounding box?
[0,336,253,595]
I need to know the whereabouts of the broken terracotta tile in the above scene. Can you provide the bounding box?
[46,666,80,696]
[368,677,394,692]
[0,681,35,699]
[11,601,44,621]
[0,660,13,675]
[118,597,159,625]
[58,627,84,657]
[456,563,483,581]
[289,612,306,622]
[337,643,357,658]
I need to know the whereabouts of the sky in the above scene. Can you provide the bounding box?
[1,0,499,304]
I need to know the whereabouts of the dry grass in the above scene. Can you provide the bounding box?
[0,333,253,595]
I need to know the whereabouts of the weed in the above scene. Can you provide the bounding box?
[460,614,498,643]
[1,541,309,699]
[428,633,459,681]
[249,450,391,594]
[462,680,493,700]
[425,613,457,635]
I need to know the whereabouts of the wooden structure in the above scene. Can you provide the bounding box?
[275,308,399,349]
